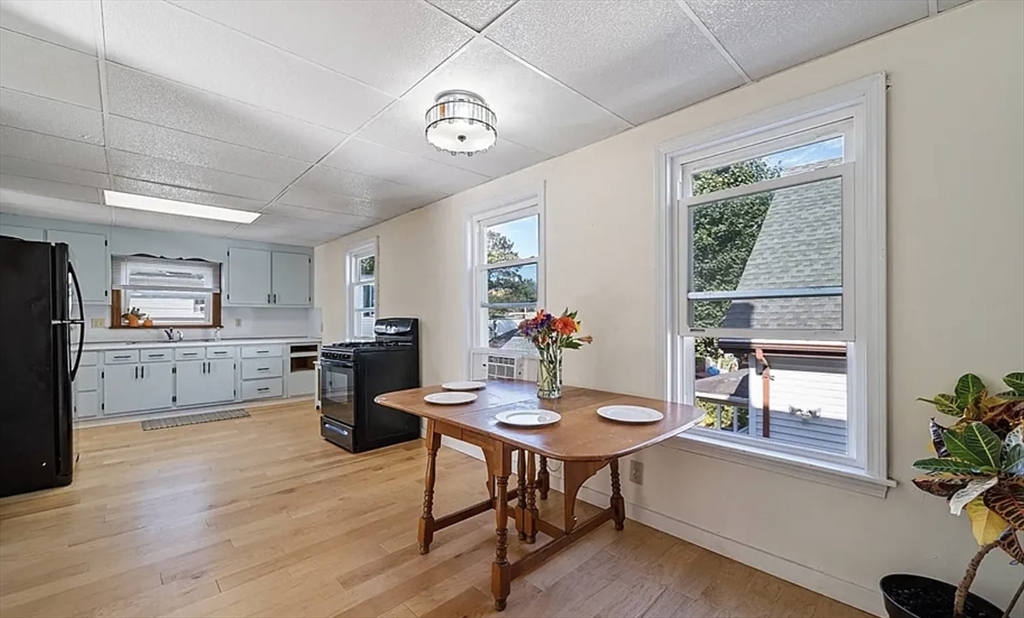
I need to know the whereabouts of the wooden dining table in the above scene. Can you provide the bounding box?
[375,380,704,611]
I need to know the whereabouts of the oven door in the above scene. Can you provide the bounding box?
[320,359,355,426]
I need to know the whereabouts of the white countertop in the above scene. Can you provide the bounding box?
[82,337,321,351]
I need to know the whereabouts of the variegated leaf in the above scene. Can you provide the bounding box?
[999,530,1024,563]
[1004,425,1024,475]
[950,477,998,516]
[965,500,1009,545]
[929,418,949,457]
[1005,372,1024,395]
[912,474,975,498]
[913,457,984,474]
[943,422,1002,470]
[984,483,1024,530]
[955,374,987,408]
[918,394,962,416]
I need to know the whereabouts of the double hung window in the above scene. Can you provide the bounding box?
[347,241,376,340]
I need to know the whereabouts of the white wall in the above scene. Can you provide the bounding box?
[315,2,1024,612]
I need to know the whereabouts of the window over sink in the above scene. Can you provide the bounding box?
[110,255,222,328]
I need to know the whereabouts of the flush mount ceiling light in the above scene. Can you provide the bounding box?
[424,90,497,156]
[103,190,261,224]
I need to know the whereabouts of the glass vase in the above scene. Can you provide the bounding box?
[537,349,563,399]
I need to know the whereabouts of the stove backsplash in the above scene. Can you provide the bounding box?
[82,306,322,343]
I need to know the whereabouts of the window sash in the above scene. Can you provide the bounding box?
[679,163,855,341]
[346,241,377,340]
[124,289,213,325]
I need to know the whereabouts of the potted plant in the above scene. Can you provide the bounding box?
[121,307,147,328]
[881,373,1024,618]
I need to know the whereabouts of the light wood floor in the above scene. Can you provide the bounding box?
[0,402,872,618]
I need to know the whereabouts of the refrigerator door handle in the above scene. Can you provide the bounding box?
[67,263,86,382]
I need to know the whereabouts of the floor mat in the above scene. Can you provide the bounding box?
[141,408,249,431]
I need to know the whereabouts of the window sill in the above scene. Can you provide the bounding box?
[667,431,895,498]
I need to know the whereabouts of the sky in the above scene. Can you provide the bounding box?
[490,214,538,259]
[765,136,844,172]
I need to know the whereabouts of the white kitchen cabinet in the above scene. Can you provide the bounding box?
[0,224,45,240]
[271,251,311,306]
[47,229,108,304]
[103,363,173,414]
[227,247,311,307]
[176,359,235,408]
[227,247,272,306]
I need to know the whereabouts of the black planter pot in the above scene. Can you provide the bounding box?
[880,574,1004,618]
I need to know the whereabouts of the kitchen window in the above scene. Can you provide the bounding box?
[659,75,889,494]
[110,255,222,327]
[470,197,543,354]
[346,240,376,340]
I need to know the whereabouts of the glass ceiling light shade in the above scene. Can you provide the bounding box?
[103,190,261,224]
[425,90,497,156]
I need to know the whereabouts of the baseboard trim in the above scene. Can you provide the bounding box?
[437,438,882,617]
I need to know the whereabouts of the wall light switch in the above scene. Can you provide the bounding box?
[235,318,242,327]
[91,318,105,328]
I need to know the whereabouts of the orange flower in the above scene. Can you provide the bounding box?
[553,317,577,336]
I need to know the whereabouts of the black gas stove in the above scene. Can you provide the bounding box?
[317,318,420,453]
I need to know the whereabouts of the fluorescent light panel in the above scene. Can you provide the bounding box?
[103,190,261,224]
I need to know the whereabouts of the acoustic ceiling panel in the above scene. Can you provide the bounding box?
[0,29,101,109]
[425,0,518,31]
[0,125,107,172]
[110,176,267,213]
[0,87,104,145]
[0,0,99,55]
[107,149,286,202]
[0,155,109,189]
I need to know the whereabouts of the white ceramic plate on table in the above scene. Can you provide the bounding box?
[597,405,664,423]
[441,381,486,391]
[424,392,478,405]
[494,409,561,427]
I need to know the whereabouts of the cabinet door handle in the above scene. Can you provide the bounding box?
[141,365,145,379]
[134,366,138,380]
[273,293,277,304]
[267,293,271,304]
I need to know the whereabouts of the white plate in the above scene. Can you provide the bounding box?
[441,381,486,391]
[597,405,664,423]
[494,409,561,427]
[424,392,478,405]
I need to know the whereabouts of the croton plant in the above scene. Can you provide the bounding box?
[913,372,1024,617]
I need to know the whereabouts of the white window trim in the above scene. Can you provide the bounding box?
[464,186,546,371]
[655,74,893,498]
[345,238,377,341]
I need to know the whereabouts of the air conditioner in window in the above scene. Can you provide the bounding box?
[470,352,538,382]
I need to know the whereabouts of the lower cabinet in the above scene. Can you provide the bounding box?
[176,359,235,408]
[103,363,174,415]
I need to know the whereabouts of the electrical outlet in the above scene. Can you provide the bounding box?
[235,318,242,327]
[629,460,644,485]
[91,318,105,328]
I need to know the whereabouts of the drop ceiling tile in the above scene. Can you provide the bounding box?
[0,29,101,109]
[0,88,103,145]
[106,116,310,185]
[102,0,393,132]
[363,39,629,158]
[225,224,329,247]
[687,0,929,80]
[321,138,490,195]
[294,165,447,207]
[171,0,471,96]
[425,0,518,31]
[0,174,101,203]
[105,64,344,162]
[0,0,98,55]
[107,149,286,202]
[0,126,107,172]
[0,155,108,188]
[0,191,113,225]
[937,0,972,10]
[110,177,266,213]
[249,213,359,236]
[110,208,241,237]
[263,203,380,229]
[277,186,402,220]
[487,1,742,125]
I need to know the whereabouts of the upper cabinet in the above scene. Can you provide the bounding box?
[46,230,109,304]
[271,252,312,306]
[0,225,45,241]
[227,248,311,307]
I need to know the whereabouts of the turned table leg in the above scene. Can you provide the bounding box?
[525,451,539,543]
[516,450,527,541]
[538,455,550,500]
[610,458,625,531]
[418,421,442,554]
[492,446,512,611]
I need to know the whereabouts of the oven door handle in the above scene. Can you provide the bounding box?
[324,361,354,369]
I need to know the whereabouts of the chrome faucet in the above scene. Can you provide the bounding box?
[164,328,184,342]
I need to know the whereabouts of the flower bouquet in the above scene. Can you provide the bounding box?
[518,309,593,399]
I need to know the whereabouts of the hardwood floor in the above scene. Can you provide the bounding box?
[0,402,872,618]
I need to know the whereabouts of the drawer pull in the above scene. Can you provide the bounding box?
[182,352,198,357]
[114,355,131,359]
[257,387,270,392]
[256,350,269,354]
[213,351,227,355]
[149,354,164,358]
[257,367,270,372]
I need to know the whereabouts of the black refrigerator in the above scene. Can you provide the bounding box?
[0,236,85,498]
